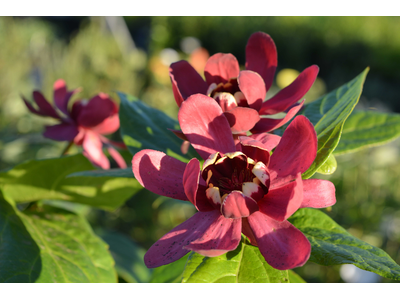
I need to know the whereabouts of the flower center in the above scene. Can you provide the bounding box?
[218,168,255,195]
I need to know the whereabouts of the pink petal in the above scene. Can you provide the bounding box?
[77,93,117,128]
[242,218,258,246]
[238,136,270,164]
[247,211,311,270]
[82,131,110,169]
[220,191,259,219]
[223,107,260,134]
[269,115,317,188]
[248,133,281,151]
[237,70,266,111]
[43,123,79,141]
[301,179,336,208]
[53,79,76,115]
[32,91,60,119]
[204,53,240,86]
[178,94,236,160]
[183,158,215,212]
[250,100,304,134]
[169,129,188,141]
[132,149,188,201]
[215,92,238,112]
[106,146,127,169]
[144,210,223,268]
[245,32,277,92]
[169,60,208,107]
[185,212,242,257]
[91,114,120,135]
[258,173,303,221]
[259,65,319,115]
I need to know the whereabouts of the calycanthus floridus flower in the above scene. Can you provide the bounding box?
[169,31,319,135]
[22,79,127,169]
[132,94,336,270]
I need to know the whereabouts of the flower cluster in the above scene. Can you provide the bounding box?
[22,79,126,169]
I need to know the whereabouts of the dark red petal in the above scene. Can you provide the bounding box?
[82,131,110,169]
[220,191,259,219]
[132,149,188,201]
[247,211,311,270]
[238,137,270,165]
[22,95,44,116]
[43,123,79,141]
[269,115,317,188]
[169,60,208,107]
[242,218,258,246]
[248,133,281,151]
[106,146,127,169]
[223,107,260,134]
[32,91,60,119]
[90,114,120,135]
[179,94,236,160]
[301,179,336,208]
[185,214,242,257]
[245,32,277,92]
[144,210,222,268]
[183,158,215,212]
[237,70,266,111]
[77,93,117,128]
[259,173,303,221]
[53,79,73,115]
[259,65,319,115]
[250,100,304,134]
[204,53,240,86]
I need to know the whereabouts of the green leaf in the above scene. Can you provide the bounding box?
[118,92,200,162]
[334,110,400,155]
[302,68,369,179]
[289,208,400,280]
[150,253,189,283]
[0,154,141,210]
[98,231,151,283]
[288,270,306,283]
[68,168,134,178]
[316,153,337,175]
[181,239,289,283]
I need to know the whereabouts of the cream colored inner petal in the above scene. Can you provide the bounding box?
[206,186,222,205]
[215,92,238,111]
[252,161,270,186]
[242,182,262,198]
[207,83,218,96]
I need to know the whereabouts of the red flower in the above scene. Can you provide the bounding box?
[132,94,336,270]
[169,32,319,134]
[22,79,127,169]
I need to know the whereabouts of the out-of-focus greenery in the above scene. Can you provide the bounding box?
[1,16,400,283]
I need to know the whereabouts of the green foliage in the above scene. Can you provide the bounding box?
[316,154,337,175]
[0,154,140,210]
[289,208,400,280]
[150,254,189,283]
[181,239,289,283]
[69,168,134,178]
[288,270,306,283]
[302,68,369,179]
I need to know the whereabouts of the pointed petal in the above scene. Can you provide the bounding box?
[242,218,258,246]
[22,95,44,116]
[43,123,79,141]
[106,146,127,169]
[245,32,277,92]
[248,133,281,151]
[223,107,260,134]
[204,53,240,86]
[82,131,110,169]
[144,210,222,268]
[247,211,311,270]
[53,79,75,115]
[269,115,317,188]
[32,91,60,119]
[301,179,336,208]
[220,191,259,219]
[259,65,319,115]
[179,94,236,160]
[251,100,304,134]
[77,93,117,128]
[238,136,271,164]
[169,60,208,107]
[132,149,188,201]
[259,173,303,221]
[90,114,120,135]
[238,70,266,111]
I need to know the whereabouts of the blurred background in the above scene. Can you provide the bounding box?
[1,16,400,283]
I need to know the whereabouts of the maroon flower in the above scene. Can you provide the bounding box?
[132,94,336,270]
[169,31,319,134]
[22,79,127,169]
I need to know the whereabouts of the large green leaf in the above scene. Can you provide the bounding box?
[301,68,369,178]
[289,208,400,280]
[150,254,189,283]
[334,110,400,155]
[0,154,140,210]
[118,92,199,162]
[68,168,134,178]
[181,239,289,283]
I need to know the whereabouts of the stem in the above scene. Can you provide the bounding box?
[61,141,74,156]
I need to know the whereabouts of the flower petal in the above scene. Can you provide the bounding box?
[43,123,79,141]
[106,146,127,169]
[215,92,238,112]
[144,210,223,268]
[247,211,311,270]
[169,60,208,107]
[259,65,319,115]
[237,70,266,111]
[301,179,336,208]
[247,133,281,151]
[82,131,110,169]
[77,93,117,128]
[185,212,242,257]
[91,114,120,135]
[220,191,259,219]
[252,161,270,187]
[269,115,317,188]
[132,149,188,201]
[204,53,240,86]
[22,95,44,116]
[258,173,303,221]
[223,107,260,134]
[250,100,304,134]
[179,94,236,160]
[53,79,78,116]
[245,32,277,92]
[32,91,60,119]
